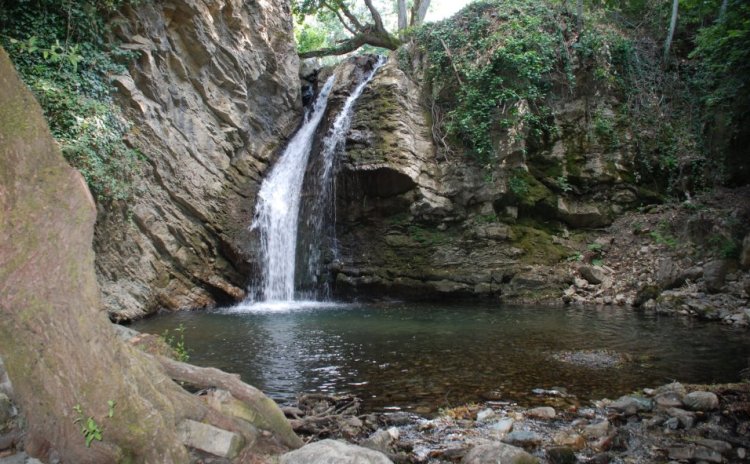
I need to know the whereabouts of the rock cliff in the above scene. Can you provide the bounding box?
[96,0,301,320]
[327,51,643,302]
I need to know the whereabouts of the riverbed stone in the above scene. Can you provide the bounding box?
[502,430,544,448]
[527,406,556,420]
[683,391,719,411]
[177,419,244,459]
[583,420,610,439]
[669,445,722,463]
[553,431,585,450]
[579,265,606,285]
[608,396,653,415]
[462,442,538,464]
[666,407,696,429]
[546,447,577,464]
[280,439,393,464]
[654,391,684,409]
[361,427,399,454]
[490,418,515,435]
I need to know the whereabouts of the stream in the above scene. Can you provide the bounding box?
[131,302,750,414]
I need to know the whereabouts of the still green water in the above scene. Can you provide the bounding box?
[132,302,750,413]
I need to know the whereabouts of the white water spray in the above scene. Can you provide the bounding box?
[250,76,336,302]
[303,57,387,288]
[249,57,385,305]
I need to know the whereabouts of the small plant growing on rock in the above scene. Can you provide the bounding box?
[73,404,102,448]
[162,324,190,362]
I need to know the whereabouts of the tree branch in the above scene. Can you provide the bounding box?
[322,0,360,34]
[364,0,385,32]
[298,28,400,58]
[333,0,364,31]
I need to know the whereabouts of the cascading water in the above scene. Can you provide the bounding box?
[301,56,387,296]
[250,76,336,302]
[249,57,385,305]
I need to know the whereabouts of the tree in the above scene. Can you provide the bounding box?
[293,0,431,58]
[0,47,301,462]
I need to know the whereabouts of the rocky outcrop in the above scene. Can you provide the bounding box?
[97,0,301,319]
[326,51,642,302]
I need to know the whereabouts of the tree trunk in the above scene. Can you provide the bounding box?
[0,47,299,462]
[576,0,584,33]
[397,0,407,32]
[410,0,431,26]
[664,0,679,62]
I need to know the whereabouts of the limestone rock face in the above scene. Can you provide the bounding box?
[329,54,639,301]
[97,0,301,319]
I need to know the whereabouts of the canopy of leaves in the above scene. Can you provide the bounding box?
[0,0,143,202]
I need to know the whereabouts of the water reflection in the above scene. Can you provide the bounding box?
[132,303,750,413]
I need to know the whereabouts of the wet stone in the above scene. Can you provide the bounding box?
[608,396,653,415]
[502,430,544,449]
[527,406,556,420]
[583,420,610,439]
[683,391,719,411]
[547,446,577,464]
[654,391,684,409]
[462,442,537,464]
[489,418,515,435]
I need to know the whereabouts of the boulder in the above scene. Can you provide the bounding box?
[462,442,538,464]
[654,391,683,409]
[579,266,607,285]
[683,391,719,411]
[177,419,243,459]
[655,258,684,290]
[703,260,731,293]
[280,439,393,464]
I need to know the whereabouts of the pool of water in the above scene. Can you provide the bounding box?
[131,301,750,413]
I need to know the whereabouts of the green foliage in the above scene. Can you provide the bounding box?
[73,404,103,448]
[0,0,143,202]
[649,222,678,249]
[508,174,529,196]
[415,0,566,165]
[708,235,739,259]
[107,399,116,418]
[162,324,190,362]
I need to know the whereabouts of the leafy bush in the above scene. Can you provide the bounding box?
[414,0,568,165]
[0,0,144,202]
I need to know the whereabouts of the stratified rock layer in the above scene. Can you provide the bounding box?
[97,0,301,319]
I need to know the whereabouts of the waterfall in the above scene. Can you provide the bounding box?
[301,56,387,297]
[250,56,385,304]
[250,76,336,302]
